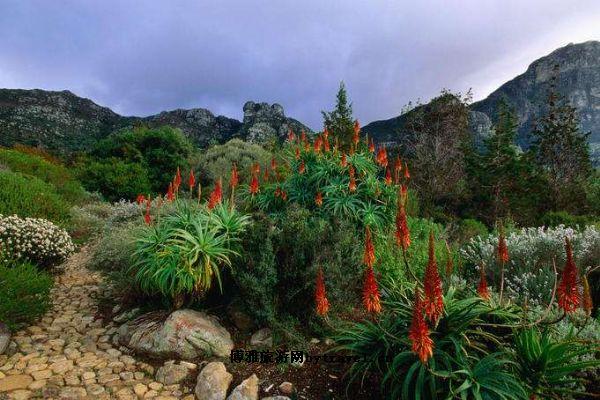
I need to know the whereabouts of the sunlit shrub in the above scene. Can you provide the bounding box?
[0,214,75,268]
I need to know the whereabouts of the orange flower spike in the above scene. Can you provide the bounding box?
[315,191,323,207]
[400,184,408,204]
[288,128,296,142]
[557,238,581,313]
[271,157,277,171]
[300,130,307,143]
[363,226,376,268]
[295,147,300,160]
[582,274,593,316]
[315,268,330,316]
[230,163,239,189]
[323,127,329,139]
[395,203,411,251]
[249,173,260,195]
[376,146,388,168]
[349,175,357,192]
[144,197,152,225]
[384,167,392,185]
[477,265,491,300]
[263,168,270,182]
[175,167,182,187]
[314,136,322,154]
[363,265,382,314]
[393,156,402,184]
[207,178,223,210]
[281,190,287,201]
[404,162,411,180]
[136,194,146,205]
[324,136,330,152]
[353,120,360,145]
[341,153,348,168]
[188,169,196,192]
[422,231,444,323]
[299,160,306,174]
[409,288,434,363]
[497,225,509,263]
[166,182,175,202]
[368,138,375,153]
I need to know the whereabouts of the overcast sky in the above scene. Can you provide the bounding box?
[1,1,599,129]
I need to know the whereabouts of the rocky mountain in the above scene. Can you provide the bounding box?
[363,40,600,161]
[0,89,311,152]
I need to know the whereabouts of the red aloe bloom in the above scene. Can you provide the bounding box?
[136,194,146,205]
[404,162,410,179]
[252,163,260,175]
[281,190,287,201]
[166,183,175,202]
[249,173,260,195]
[315,191,323,207]
[582,275,593,316]
[341,153,348,167]
[497,226,509,263]
[314,136,323,153]
[324,136,330,152]
[353,120,360,145]
[274,187,281,198]
[315,267,330,316]
[288,128,296,142]
[423,232,444,323]
[174,167,182,191]
[557,238,581,313]
[363,265,381,313]
[376,146,388,168]
[477,266,491,300]
[230,164,239,189]
[271,157,277,171]
[301,130,307,143]
[409,288,434,363]
[263,168,270,182]
[323,127,329,139]
[393,156,402,183]
[349,176,357,192]
[188,170,196,192]
[207,178,223,209]
[144,197,152,225]
[363,226,376,268]
[395,203,411,251]
[384,167,392,185]
[400,184,408,203]
[368,138,375,153]
[299,160,306,174]
[295,147,301,160]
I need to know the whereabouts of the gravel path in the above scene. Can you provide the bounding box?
[0,247,195,400]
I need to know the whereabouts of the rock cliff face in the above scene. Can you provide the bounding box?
[0,89,310,151]
[363,41,600,160]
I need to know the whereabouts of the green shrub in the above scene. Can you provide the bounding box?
[77,158,152,202]
[0,148,86,204]
[452,218,489,244]
[89,221,137,273]
[195,139,272,187]
[0,260,53,331]
[0,170,71,224]
[540,211,598,228]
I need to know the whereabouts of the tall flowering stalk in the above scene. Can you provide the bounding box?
[395,202,410,251]
[249,173,260,195]
[144,197,152,225]
[315,191,323,207]
[376,146,388,168]
[341,153,348,167]
[353,120,360,146]
[166,183,175,202]
[315,267,330,316]
[477,265,490,300]
[393,156,402,184]
[363,265,381,314]
[299,160,306,174]
[423,232,444,323]
[207,178,223,210]
[368,138,375,153]
[363,226,376,268]
[188,170,196,192]
[174,167,182,193]
[497,222,509,303]
[230,163,239,190]
[409,288,434,363]
[349,166,357,192]
[404,162,410,180]
[557,238,580,313]
[384,167,392,185]
[136,194,146,205]
[288,128,296,142]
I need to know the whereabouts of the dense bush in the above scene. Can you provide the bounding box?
[0,260,53,331]
[0,214,75,268]
[194,139,272,187]
[0,170,72,224]
[0,148,86,204]
[540,211,598,228]
[78,158,152,202]
[89,221,137,273]
[451,218,489,244]
[461,225,600,307]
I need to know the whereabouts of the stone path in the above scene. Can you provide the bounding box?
[0,247,195,400]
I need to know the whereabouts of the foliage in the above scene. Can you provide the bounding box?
[194,139,271,188]
[461,225,600,307]
[0,170,72,224]
[513,327,600,398]
[0,260,53,331]
[334,286,526,400]
[131,201,249,307]
[0,214,75,268]
[450,218,489,244]
[322,81,355,151]
[78,126,193,200]
[540,211,598,228]
[89,221,137,273]
[0,147,87,204]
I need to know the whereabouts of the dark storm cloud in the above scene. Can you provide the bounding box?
[1,0,599,128]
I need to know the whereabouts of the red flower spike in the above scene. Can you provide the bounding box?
[295,147,300,160]
[395,203,411,251]
[376,146,388,168]
[353,120,360,145]
[477,266,491,300]
[301,130,307,143]
[175,167,182,187]
[422,232,444,323]
[230,164,239,189]
[363,265,381,314]
[249,173,260,195]
[188,170,196,192]
[263,168,270,182]
[166,183,175,202]
[341,153,348,167]
[299,160,306,174]
[324,136,330,152]
[252,163,260,175]
[315,191,323,207]
[281,190,287,201]
[497,225,509,263]
[288,128,296,142]
[271,158,277,171]
[207,178,223,209]
[557,238,581,313]
[384,167,392,185]
[144,210,152,225]
[136,194,146,205]
[314,136,323,154]
[400,185,408,204]
[363,226,376,268]
[368,138,375,153]
[315,268,330,316]
[323,127,329,139]
[349,176,356,192]
[409,288,434,363]
[404,162,410,180]
[274,187,281,198]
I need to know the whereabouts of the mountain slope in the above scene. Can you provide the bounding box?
[0,89,311,152]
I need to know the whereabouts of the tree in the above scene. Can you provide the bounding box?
[322,82,355,151]
[530,64,592,211]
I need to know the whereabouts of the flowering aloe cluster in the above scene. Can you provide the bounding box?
[0,214,75,268]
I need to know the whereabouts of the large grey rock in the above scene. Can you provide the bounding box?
[0,322,10,355]
[241,101,310,144]
[227,374,259,400]
[118,309,233,360]
[195,361,233,400]
[155,362,193,385]
[250,328,272,348]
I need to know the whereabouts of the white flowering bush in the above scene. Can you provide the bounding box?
[0,214,75,268]
[461,225,600,307]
